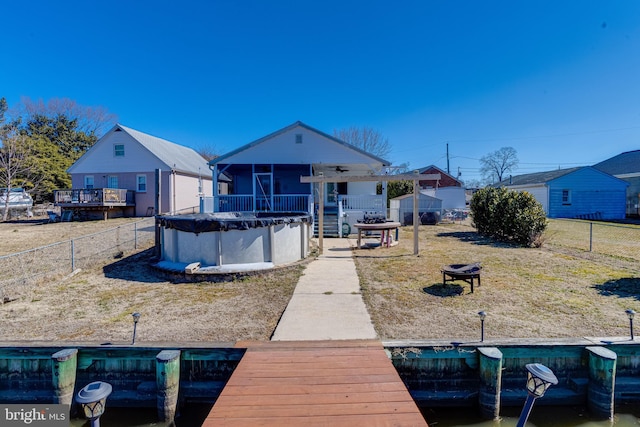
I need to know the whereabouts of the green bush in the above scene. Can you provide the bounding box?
[470,187,547,247]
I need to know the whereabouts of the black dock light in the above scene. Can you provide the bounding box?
[76,381,112,427]
[516,363,558,427]
[626,309,636,340]
[131,312,141,344]
[478,311,487,342]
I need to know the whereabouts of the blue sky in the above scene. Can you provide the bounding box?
[3,1,640,183]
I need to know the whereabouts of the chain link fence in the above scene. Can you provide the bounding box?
[0,217,156,302]
[545,219,640,263]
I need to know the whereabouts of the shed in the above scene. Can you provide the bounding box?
[390,193,442,225]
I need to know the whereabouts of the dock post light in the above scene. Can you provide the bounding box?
[478,311,487,342]
[516,363,558,427]
[76,381,112,427]
[131,312,141,345]
[626,309,636,340]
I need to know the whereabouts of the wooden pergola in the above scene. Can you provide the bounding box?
[300,172,440,254]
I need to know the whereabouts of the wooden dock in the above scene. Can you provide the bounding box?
[203,340,428,427]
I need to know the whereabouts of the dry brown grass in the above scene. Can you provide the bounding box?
[0,247,303,342]
[0,218,303,343]
[1,218,639,343]
[354,222,640,341]
[0,216,145,256]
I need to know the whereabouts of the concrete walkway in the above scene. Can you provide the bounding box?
[271,238,378,341]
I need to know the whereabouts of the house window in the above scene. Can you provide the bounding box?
[108,176,118,189]
[136,175,147,192]
[295,134,303,144]
[562,189,571,205]
[114,144,125,157]
[84,175,94,189]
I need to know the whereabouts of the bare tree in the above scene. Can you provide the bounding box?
[333,126,392,160]
[480,147,519,184]
[196,144,220,162]
[20,97,117,137]
[0,126,40,220]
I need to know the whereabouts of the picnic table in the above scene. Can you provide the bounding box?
[353,221,401,249]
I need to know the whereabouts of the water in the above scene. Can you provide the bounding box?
[69,403,213,427]
[69,404,640,427]
[423,405,640,426]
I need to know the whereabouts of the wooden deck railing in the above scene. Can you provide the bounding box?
[54,188,135,206]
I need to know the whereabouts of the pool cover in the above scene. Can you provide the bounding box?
[157,212,311,234]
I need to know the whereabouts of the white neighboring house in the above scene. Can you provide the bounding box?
[62,124,213,218]
[421,187,467,210]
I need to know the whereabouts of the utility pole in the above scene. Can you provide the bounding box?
[446,143,450,174]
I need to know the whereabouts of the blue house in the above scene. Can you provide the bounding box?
[498,167,628,220]
[207,121,391,235]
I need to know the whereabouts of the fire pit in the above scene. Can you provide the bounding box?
[441,263,482,293]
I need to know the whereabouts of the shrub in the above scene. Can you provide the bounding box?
[470,187,547,247]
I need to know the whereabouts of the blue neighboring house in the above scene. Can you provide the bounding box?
[497,167,628,219]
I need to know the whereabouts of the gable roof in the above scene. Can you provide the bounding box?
[210,121,391,166]
[69,124,209,175]
[495,167,581,186]
[115,124,208,175]
[593,150,640,175]
[417,165,462,184]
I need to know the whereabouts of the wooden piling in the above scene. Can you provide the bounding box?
[478,347,503,419]
[51,348,78,406]
[586,346,617,420]
[156,349,181,423]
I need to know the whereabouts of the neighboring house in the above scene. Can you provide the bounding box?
[417,165,462,188]
[497,167,628,220]
[416,165,466,210]
[207,121,391,236]
[61,124,213,218]
[421,187,467,210]
[593,150,640,217]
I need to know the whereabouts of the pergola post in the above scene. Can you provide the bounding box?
[300,172,439,256]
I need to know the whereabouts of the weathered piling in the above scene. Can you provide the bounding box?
[156,349,181,423]
[51,348,78,406]
[586,346,617,420]
[478,347,503,419]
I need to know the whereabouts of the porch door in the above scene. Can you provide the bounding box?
[325,182,347,206]
[325,182,338,206]
[254,173,273,211]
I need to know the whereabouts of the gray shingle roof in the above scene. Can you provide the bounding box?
[495,167,581,186]
[593,150,640,175]
[117,125,209,176]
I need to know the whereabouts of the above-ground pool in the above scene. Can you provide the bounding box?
[156,212,311,274]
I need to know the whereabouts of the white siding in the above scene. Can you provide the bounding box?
[220,126,382,165]
[69,131,167,174]
[348,182,377,195]
[523,186,548,214]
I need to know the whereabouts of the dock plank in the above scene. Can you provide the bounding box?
[204,340,427,427]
